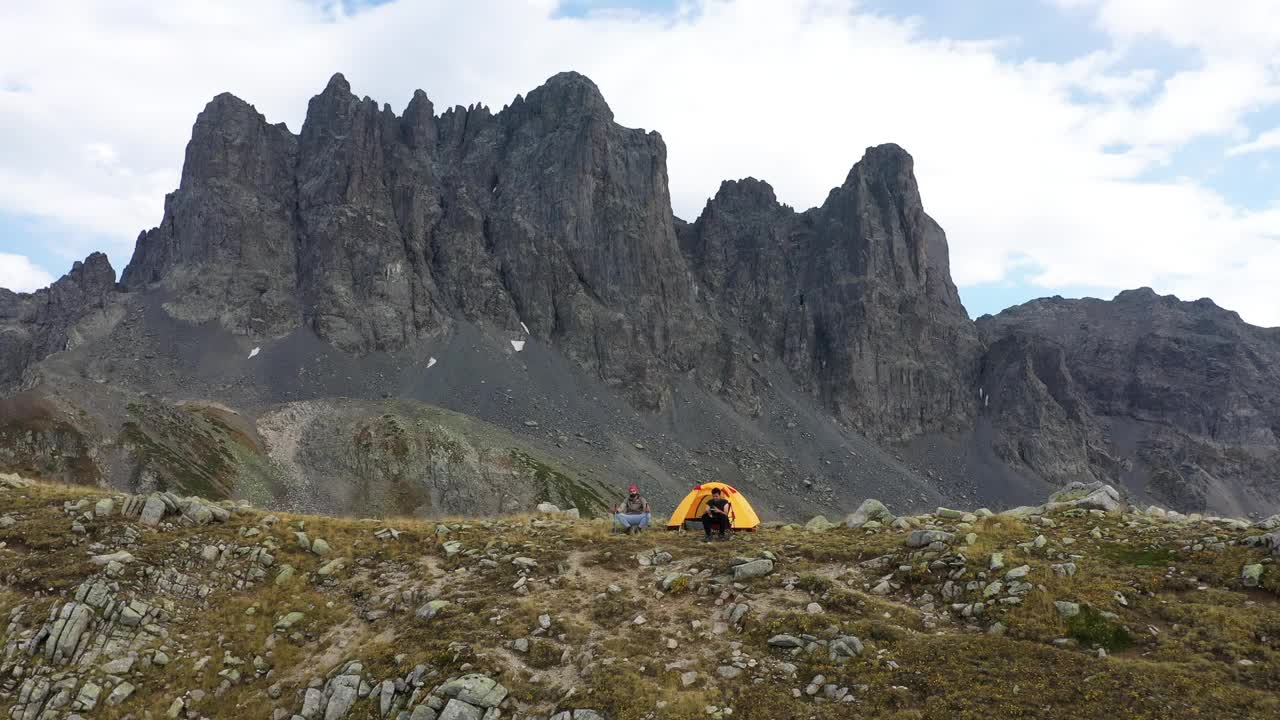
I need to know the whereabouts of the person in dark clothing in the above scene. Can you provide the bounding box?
[701,488,732,541]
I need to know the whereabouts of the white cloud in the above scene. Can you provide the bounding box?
[0,0,1279,326]
[0,253,55,293]
[1229,127,1280,157]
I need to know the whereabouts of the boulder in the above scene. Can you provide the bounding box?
[804,515,836,532]
[437,674,508,708]
[90,551,134,566]
[94,498,115,517]
[1242,564,1264,588]
[732,558,774,580]
[1048,482,1123,513]
[323,675,360,720]
[139,494,167,526]
[416,600,453,622]
[106,682,136,706]
[905,530,954,548]
[1255,514,1280,530]
[829,636,863,660]
[275,612,305,631]
[767,634,804,648]
[844,499,895,528]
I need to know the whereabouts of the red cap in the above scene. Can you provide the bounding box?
[628,485,638,493]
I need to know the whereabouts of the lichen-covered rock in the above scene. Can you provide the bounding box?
[844,499,895,528]
[905,530,954,548]
[436,674,508,708]
[804,515,836,532]
[732,559,774,580]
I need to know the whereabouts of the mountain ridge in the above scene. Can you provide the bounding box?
[1,70,1277,520]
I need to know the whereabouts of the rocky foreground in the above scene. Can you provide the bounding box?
[2,473,1279,720]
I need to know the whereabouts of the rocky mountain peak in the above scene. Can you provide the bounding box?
[522,70,614,123]
[324,71,352,94]
[401,89,438,148]
[0,252,119,389]
[709,177,781,209]
[842,142,914,186]
[63,252,117,296]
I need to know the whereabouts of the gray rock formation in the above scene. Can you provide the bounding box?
[123,72,702,409]
[978,289,1280,514]
[679,147,980,439]
[1,70,1277,518]
[0,252,118,390]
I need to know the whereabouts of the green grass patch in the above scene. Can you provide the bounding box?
[1099,542,1176,567]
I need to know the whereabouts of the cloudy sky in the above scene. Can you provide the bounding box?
[2,0,1278,326]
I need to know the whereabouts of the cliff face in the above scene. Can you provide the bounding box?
[978,290,1280,512]
[3,71,1277,517]
[118,72,972,433]
[122,72,706,409]
[0,252,118,391]
[679,146,980,439]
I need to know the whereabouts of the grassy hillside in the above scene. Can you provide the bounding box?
[1,475,1278,719]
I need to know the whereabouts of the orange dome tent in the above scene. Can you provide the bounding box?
[665,482,761,531]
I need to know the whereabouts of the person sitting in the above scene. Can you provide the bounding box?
[613,485,651,534]
[701,487,732,541]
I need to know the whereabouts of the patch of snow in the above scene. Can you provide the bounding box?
[427,357,437,369]
[520,322,530,334]
[248,347,260,359]
[511,340,525,352]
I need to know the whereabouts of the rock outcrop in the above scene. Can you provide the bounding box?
[0,253,119,391]
[122,72,704,410]
[118,72,973,431]
[679,147,980,438]
[1,70,1278,518]
[978,289,1280,513]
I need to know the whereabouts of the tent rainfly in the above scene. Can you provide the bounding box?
[665,482,761,531]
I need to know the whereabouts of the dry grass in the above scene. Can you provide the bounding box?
[3,480,1280,720]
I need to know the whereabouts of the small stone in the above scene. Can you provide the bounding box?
[1242,564,1264,588]
[103,655,136,674]
[804,515,836,532]
[275,612,305,632]
[90,550,134,566]
[106,682,136,705]
[1055,601,1081,619]
[310,538,332,556]
[139,495,166,526]
[416,600,453,622]
[732,559,774,580]
[768,634,804,648]
[275,565,296,586]
[905,530,954,548]
[1004,565,1031,580]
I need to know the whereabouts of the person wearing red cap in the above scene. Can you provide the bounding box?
[613,485,652,534]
